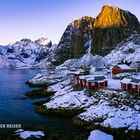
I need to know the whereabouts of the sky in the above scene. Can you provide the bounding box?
[0,0,140,45]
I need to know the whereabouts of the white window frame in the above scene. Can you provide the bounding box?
[132,84,135,89]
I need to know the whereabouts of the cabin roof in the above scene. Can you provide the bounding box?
[68,69,84,75]
[121,78,140,84]
[117,64,130,69]
[95,67,106,71]
[79,75,94,79]
[121,78,132,84]
[81,75,106,83]
[94,76,106,80]
[131,78,140,84]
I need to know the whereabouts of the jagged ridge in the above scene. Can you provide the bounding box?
[0,38,56,69]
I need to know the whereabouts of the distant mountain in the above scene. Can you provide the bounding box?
[55,5,140,65]
[36,37,52,46]
[0,38,57,69]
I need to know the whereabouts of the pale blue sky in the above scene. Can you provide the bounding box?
[0,0,139,45]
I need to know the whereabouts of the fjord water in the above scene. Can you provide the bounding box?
[0,69,80,136]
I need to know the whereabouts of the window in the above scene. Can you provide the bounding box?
[91,83,95,86]
[99,82,104,87]
[132,84,135,89]
[123,84,126,89]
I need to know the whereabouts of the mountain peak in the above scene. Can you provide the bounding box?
[36,37,51,46]
[94,5,140,28]
[102,4,118,10]
[71,16,94,30]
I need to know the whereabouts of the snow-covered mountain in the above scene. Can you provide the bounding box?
[104,33,140,66]
[55,5,140,65]
[0,38,57,69]
[36,37,52,46]
[0,5,139,69]
[58,33,140,68]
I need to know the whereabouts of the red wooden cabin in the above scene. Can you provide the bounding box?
[112,64,132,75]
[121,78,140,93]
[82,75,108,90]
[73,74,108,90]
[86,79,108,90]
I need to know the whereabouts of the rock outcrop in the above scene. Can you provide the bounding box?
[92,5,140,56]
[55,16,94,65]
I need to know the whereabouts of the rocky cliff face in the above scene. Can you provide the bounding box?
[55,16,94,65]
[92,5,140,56]
[56,5,140,65]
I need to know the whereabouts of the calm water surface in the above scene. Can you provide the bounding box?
[0,69,81,135]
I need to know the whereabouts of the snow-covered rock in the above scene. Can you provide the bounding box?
[15,129,45,139]
[88,130,113,140]
[27,68,69,86]
[77,90,140,131]
[105,34,140,66]
[47,78,71,92]
[44,89,94,109]
[56,5,140,64]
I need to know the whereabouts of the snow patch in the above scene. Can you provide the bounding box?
[58,53,104,68]
[88,130,113,140]
[108,79,121,89]
[15,129,45,139]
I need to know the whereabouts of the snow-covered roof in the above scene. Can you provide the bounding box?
[121,78,140,84]
[79,75,87,79]
[79,75,94,80]
[68,69,84,75]
[121,78,132,84]
[68,71,81,75]
[79,75,106,83]
[117,64,131,69]
[131,78,140,84]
